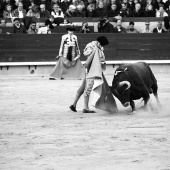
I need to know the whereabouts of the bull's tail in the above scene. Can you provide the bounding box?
[145,63,157,84]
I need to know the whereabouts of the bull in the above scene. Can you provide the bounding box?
[110,62,160,112]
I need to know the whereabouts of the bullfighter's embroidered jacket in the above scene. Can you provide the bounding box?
[59,34,80,61]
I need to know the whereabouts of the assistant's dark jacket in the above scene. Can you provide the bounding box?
[153,28,166,33]
[14,24,27,34]
[98,22,114,33]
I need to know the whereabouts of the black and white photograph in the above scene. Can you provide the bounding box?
[0,0,170,169]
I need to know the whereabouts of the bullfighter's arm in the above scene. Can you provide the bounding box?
[83,46,95,68]
[75,36,80,55]
[73,36,81,61]
[58,36,65,56]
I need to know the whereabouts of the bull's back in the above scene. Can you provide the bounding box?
[128,62,157,90]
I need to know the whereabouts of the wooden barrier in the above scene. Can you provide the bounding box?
[0,33,170,62]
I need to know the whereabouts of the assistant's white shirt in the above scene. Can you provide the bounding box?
[18,10,24,18]
[37,27,51,34]
[141,28,153,33]
[51,10,64,18]
[156,11,168,17]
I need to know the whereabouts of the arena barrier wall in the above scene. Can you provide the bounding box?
[0,33,170,62]
[0,33,170,75]
[0,61,170,76]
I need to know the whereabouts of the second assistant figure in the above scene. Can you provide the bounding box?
[50,26,85,79]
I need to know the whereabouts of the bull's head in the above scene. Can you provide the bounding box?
[110,81,131,107]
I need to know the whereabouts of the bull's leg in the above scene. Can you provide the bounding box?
[152,83,161,105]
[142,96,150,112]
[142,88,150,110]
[143,94,150,106]
[130,100,136,112]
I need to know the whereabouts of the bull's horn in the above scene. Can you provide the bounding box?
[119,81,131,90]
[114,70,122,76]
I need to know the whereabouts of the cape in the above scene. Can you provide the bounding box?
[86,46,118,113]
[50,56,85,79]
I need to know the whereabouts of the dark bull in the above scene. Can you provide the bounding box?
[110,62,160,112]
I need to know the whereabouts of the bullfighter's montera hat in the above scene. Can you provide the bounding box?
[96,36,109,46]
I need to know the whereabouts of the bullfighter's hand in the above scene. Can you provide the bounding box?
[73,54,80,61]
[56,54,62,60]
[102,62,106,71]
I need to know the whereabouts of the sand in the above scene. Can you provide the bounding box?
[0,73,170,170]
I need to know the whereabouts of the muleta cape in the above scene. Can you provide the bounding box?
[86,43,118,113]
[50,34,85,79]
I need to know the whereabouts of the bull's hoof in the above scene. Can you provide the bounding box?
[127,112,134,115]
[49,78,56,80]
[140,105,148,111]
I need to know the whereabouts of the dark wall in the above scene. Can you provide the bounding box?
[0,33,170,62]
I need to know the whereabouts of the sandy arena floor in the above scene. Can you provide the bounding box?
[0,73,170,170]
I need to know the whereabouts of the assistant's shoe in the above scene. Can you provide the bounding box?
[69,105,77,112]
[82,109,96,113]
[49,78,56,80]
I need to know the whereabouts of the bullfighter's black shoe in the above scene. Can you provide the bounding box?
[69,105,77,112]
[49,78,56,80]
[82,109,96,113]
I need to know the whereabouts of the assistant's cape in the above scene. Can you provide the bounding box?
[86,47,118,113]
[50,56,85,79]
